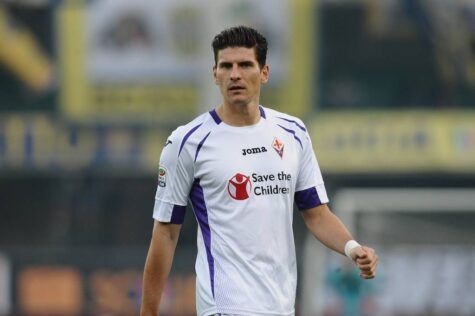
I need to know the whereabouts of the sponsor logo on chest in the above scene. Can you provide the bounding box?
[242,146,267,156]
[227,171,292,200]
[241,137,285,158]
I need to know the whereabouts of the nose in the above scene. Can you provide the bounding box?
[230,64,241,81]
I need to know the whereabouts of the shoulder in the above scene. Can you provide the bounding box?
[263,106,308,134]
[262,106,313,151]
[165,111,218,160]
[168,111,216,144]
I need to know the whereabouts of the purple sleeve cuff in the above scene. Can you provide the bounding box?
[169,205,187,224]
[295,187,323,211]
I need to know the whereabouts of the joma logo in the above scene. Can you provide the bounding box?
[242,146,267,156]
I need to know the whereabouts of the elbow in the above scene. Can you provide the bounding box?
[153,221,181,243]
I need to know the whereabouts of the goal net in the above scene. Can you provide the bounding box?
[301,188,475,316]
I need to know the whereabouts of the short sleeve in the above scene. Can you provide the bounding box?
[294,127,329,210]
[153,130,194,224]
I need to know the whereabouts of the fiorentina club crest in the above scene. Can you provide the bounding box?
[227,173,252,200]
[272,137,284,158]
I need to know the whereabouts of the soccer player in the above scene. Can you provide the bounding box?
[141,26,378,316]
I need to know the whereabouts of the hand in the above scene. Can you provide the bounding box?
[350,246,378,279]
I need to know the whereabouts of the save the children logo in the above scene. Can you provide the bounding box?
[227,173,252,200]
[227,171,292,200]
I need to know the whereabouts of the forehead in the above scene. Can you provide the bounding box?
[216,46,257,63]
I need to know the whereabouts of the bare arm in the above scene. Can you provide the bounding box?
[141,220,181,316]
[301,203,378,279]
[301,203,353,255]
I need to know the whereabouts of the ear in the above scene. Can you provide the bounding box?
[213,65,218,84]
[260,65,269,84]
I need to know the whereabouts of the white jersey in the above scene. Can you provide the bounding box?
[153,106,329,316]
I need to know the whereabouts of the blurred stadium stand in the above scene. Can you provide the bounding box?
[0,0,474,315]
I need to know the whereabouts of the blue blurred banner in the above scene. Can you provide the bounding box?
[0,115,166,172]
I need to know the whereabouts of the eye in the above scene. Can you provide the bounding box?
[219,62,232,69]
[240,62,254,68]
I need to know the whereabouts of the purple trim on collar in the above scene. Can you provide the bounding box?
[259,106,266,119]
[210,107,265,124]
[209,110,222,124]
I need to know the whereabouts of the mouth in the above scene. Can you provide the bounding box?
[228,85,245,92]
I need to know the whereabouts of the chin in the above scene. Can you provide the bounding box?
[226,96,247,106]
[230,99,250,107]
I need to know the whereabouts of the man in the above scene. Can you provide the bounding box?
[141,26,378,316]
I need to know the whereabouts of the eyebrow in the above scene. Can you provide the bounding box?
[218,60,256,68]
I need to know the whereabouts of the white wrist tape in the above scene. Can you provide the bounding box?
[344,240,361,259]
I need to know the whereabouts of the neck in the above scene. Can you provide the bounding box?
[217,102,261,127]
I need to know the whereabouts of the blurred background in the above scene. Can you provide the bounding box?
[0,0,474,315]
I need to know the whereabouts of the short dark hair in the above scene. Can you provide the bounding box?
[212,25,268,69]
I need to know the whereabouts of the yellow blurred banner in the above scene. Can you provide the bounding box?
[309,111,475,173]
[0,6,54,92]
[1,112,475,173]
